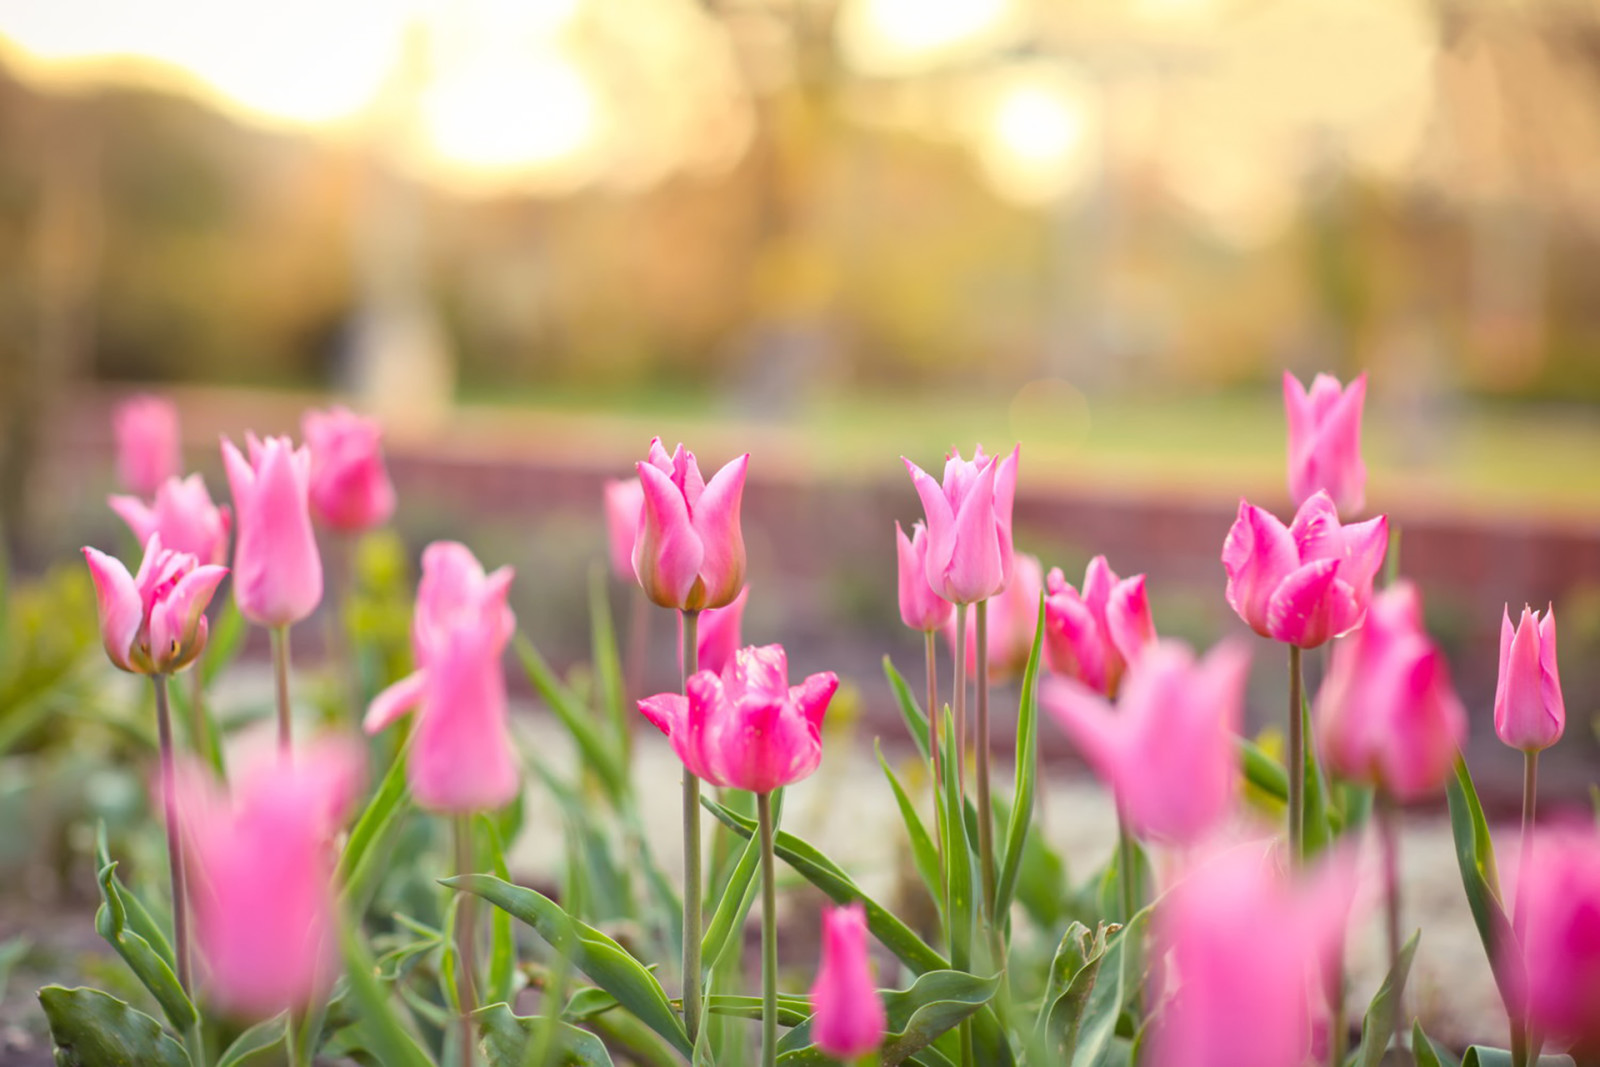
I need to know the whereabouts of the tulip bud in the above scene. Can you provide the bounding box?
[113,394,180,497]
[947,551,1044,679]
[896,521,953,634]
[1285,371,1368,515]
[1043,555,1156,697]
[1494,604,1564,753]
[809,903,886,1060]
[604,477,645,584]
[302,406,396,532]
[222,434,323,628]
[695,586,748,675]
[903,445,1019,606]
[633,438,749,611]
[110,474,232,567]
[84,534,228,675]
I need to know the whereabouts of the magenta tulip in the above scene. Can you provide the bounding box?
[903,444,1019,606]
[113,394,180,497]
[1314,582,1466,801]
[1508,827,1600,1054]
[633,438,749,612]
[604,477,645,584]
[1285,371,1368,515]
[638,644,837,794]
[84,534,228,676]
[1222,491,1388,649]
[222,434,323,628]
[172,739,362,1018]
[809,903,886,1060]
[1494,604,1565,754]
[302,406,396,532]
[1043,639,1248,847]
[1042,555,1156,697]
[896,520,953,634]
[365,542,519,813]
[946,551,1044,678]
[110,474,232,567]
[695,586,748,676]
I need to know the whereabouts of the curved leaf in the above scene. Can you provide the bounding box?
[1447,756,1522,1014]
[92,837,196,1032]
[515,635,627,803]
[215,1017,286,1067]
[702,790,782,972]
[705,993,813,1027]
[876,743,942,924]
[475,1001,615,1067]
[38,985,188,1067]
[995,594,1044,927]
[1354,929,1418,1067]
[775,970,1001,1066]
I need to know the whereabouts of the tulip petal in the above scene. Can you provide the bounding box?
[365,670,428,734]
[634,459,705,609]
[1538,606,1565,734]
[905,458,956,595]
[1040,676,1120,783]
[944,457,1004,604]
[790,671,839,733]
[1339,515,1389,596]
[691,452,748,610]
[83,546,143,672]
[149,563,228,672]
[1266,558,1343,648]
[1105,574,1157,667]
[108,494,158,545]
[1222,501,1298,636]
[1288,492,1343,565]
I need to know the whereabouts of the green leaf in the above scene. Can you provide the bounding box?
[475,1001,615,1067]
[444,873,693,1058]
[215,1017,286,1067]
[884,657,933,763]
[37,986,188,1067]
[201,597,247,686]
[995,594,1044,929]
[586,1008,686,1067]
[775,970,1001,1066]
[877,743,942,924]
[477,814,520,1006]
[1301,696,1334,858]
[1412,1021,1461,1067]
[1237,737,1288,802]
[701,797,948,975]
[937,707,973,975]
[588,565,630,769]
[1354,930,1418,1067]
[564,987,620,1021]
[337,735,414,916]
[516,635,627,804]
[1446,756,1522,1013]
[337,915,436,1067]
[1031,922,1107,1056]
[1069,910,1148,1067]
[702,789,782,973]
[704,993,813,1027]
[92,834,197,1031]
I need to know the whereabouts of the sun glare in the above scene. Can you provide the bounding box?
[420,51,599,175]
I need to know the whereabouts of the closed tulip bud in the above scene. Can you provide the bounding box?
[365,542,519,812]
[113,394,180,497]
[1507,828,1600,1055]
[695,586,748,676]
[1285,371,1368,515]
[604,477,645,583]
[1043,555,1156,697]
[1494,604,1564,753]
[903,444,1019,606]
[946,551,1044,678]
[84,534,228,675]
[302,406,396,532]
[1315,582,1466,801]
[173,740,362,1018]
[1222,492,1388,649]
[809,903,886,1060]
[638,644,837,794]
[222,434,323,627]
[110,474,232,567]
[896,520,953,634]
[633,438,749,611]
[1043,639,1248,847]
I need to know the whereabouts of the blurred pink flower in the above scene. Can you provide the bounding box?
[84,534,227,675]
[902,445,1019,606]
[1509,827,1600,1054]
[604,476,645,584]
[639,644,837,794]
[302,406,396,532]
[1494,604,1565,753]
[634,438,749,612]
[109,474,231,567]
[222,434,323,627]
[694,586,748,675]
[809,903,886,1060]
[113,394,180,497]
[1042,555,1155,697]
[895,520,953,635]
[1284,371,1368,515]
[1222,491,1388,649]
[945,551,1044,678]
[1315,582,1466,801]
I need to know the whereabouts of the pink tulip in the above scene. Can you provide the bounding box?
[1494,604,1565,753]
[1314,582,1467,801]
[222,434,323,628]
[84,534,228,675]
[1043,639,1248,847]
[109,474,232,567]
[604,477,645,584]
[1222,491,1388,649]
[896,520,953,634]
[173,739,362,1018]
[1508,827,1600,1053]
[302,406,396,532]
[694,586,748,676]
[113,394,181,497]
[365,542,519,813]
[945,551,1044,678]
[809,903,886,1059]
[633,438,749,612]
[638,644,837,794]
[903,445,1019,606]
[1042,555,1156,697]
[1285,371,1368,515]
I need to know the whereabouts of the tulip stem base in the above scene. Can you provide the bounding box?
[924,631,946,919]
[1512,750,1540,1067]
[680,609,703,1044]
[975,601,996,929]
[454,814,478,1067]
[1288,645,1304,863]
[271,625,293,752]
[954,604,968,797]
[151,675,193,996]
[758,791,778,1067]
[1378,793,1403,1047]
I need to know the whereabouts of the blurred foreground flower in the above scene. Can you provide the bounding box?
[1494,604,1565,754]
[605,476,645,584]
[84,533,227,675]
[1509,827,1600,1056]
[694,585,748,676]
[222,433,323,627]
[633,438,749,612]
[1043,554,1155,697]
[809,903,886,1060]
[1284,371,1368,515]
[903,445,1019,606]
[113,394,180,497]
[303,406,396,533]
[110,474,232,567]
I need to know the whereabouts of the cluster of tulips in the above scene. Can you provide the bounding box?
[42,376,1597,1067]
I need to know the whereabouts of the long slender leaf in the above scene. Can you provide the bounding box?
[884,657,933,762]
[1413,1021,1462,1067]
[994,594,1044,927]
[516,635,627,803]
[1354,930,1418,1067]
[775,970,1001,1066]
[588,566,630,769]
[337,736,415,915]
[477,815,520,1006]
[877,744,942,923]
[705,994,813,1027]
[215,1018,286,1067]
[702,790,782,972]
[92,839,196,1032]
[1238,736,1289,802]
[938,707,973,976]
[1446,756,1521,1013]
[337,916,436,1067]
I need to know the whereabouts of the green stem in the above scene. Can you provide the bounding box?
[1116,813,1139,925]
[188,656,209,759]
[1379,792,1403,1048]
[1288,645,1304,863]
[758,791,778,1067]
[455,814,477,1067]
[680,609,703,1044]
[975,600,995,926]
[271,624,293,752]
[924,630,946,920]
[151,675,192,993]
[954,604,968,796]
[285,1013,304,1067]
[1512,749,1540,1067]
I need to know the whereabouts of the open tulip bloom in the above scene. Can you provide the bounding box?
[633,438,749,613]
[1042,554,1155,698]
[85,533,228,678]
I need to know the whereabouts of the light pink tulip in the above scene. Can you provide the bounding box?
[84,534,228,675]
[1285,371,1368,515]
[1042,555,1156,697]
[809,903,886,1059]
[1507,827,1600,1054]
[173,740,362,1018]
[903,445,1019,606]
[604,477,645,584]
[222,434,323,627]
[945,551,1044,678]
[365,542,519,813]
[633,439,749,612]
[896,520,953,634]
[694,586,748,676]
[1494,604,1565,753]
[109,474,232,567]
[302,406,396,532]
[1222,491,1388,649]
[113,394,181,497]
[639,644,837,794]
[1043,639,1248,847]
[1314,582,1466,801]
